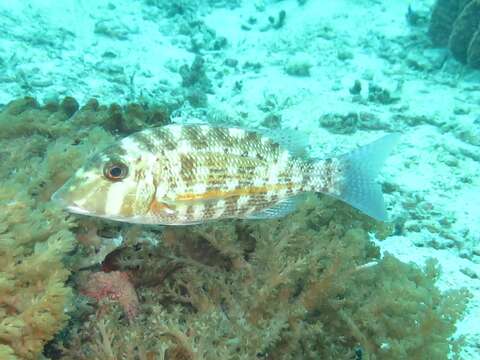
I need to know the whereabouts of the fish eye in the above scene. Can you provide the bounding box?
[103,161,129,181]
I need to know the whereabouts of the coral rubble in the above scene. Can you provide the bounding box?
[429,0,480,68]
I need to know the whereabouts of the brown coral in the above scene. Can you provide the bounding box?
[57,196,470,360]
[0,97,471,359]
[0,99,79,359]
[0,97,175,359]
[429,0,480,68]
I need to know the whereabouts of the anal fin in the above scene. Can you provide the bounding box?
[243,195,302,220]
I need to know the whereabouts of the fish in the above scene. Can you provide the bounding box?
[51,124,400,225]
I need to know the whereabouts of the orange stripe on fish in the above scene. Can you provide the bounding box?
[175,183,294,202]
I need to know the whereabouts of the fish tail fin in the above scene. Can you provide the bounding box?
[317,133,400,221]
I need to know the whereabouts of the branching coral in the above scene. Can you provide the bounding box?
[0,97,471,359]
[57,196,470,360]
[0,99,78,359]
[0,97,173,359]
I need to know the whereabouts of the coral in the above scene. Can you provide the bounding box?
[428,0,469,46]
[80,271,139,321]
[448,0,480,64]
[0,205,74,359]
[179,56,213,108]
[0,97,176,359]
[56,196,470,360]
[284,53,313,77]
[0,96,471,359]
[429,0,480,68]
[368,83,401,105]
[349,79,362,95]
[318,111,387,134]
[270,10,286,30]
[187,22,227,53]
[261,10,286,31]
[71,99,173,135]
[94,18,138,40]
[467,28,480,67]
[0,100,77,359]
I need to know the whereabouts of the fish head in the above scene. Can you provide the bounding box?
[52,143,158,222]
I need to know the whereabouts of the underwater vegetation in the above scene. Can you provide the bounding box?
[429,0,480,68]
[0,98,471,359]
[0,97,169,359]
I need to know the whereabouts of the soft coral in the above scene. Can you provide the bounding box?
[81,271,139,321]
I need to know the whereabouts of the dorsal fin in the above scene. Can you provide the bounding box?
[170,116,309,158]
[257,127,309,158]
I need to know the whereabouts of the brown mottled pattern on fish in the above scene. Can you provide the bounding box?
[133,125,302,222]
[52,124,400,224]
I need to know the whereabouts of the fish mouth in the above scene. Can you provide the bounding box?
[64,203,91,215]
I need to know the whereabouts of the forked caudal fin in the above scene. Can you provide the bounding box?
[332,133,400,221]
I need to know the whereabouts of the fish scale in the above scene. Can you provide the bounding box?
[52,124,400,224]
[143,125,301,222]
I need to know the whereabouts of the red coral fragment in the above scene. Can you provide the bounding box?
[81,271,139,321]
